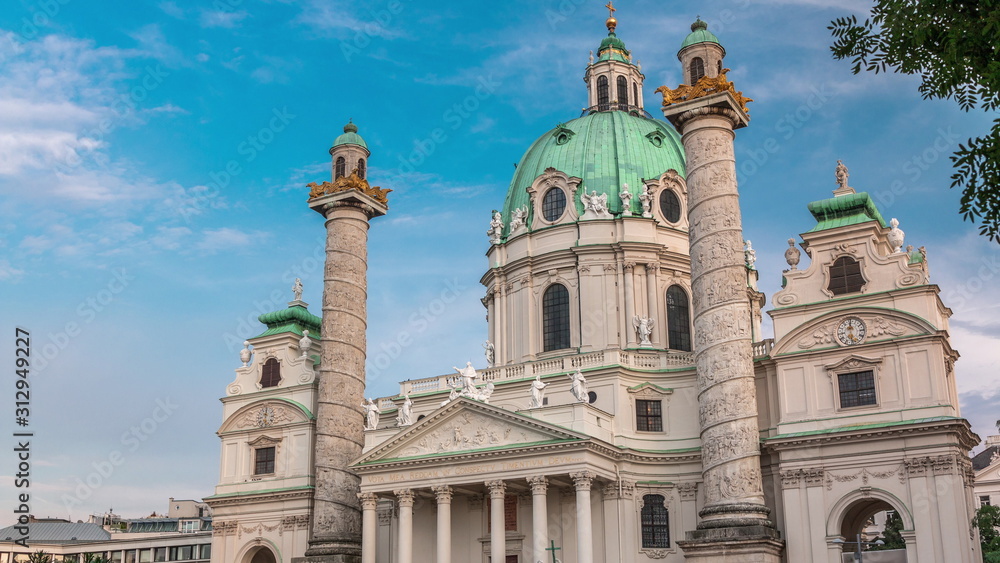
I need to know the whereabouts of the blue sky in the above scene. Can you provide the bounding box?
[0,0,998,520]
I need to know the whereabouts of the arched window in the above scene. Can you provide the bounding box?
[633,82,639,109]
[334,157,346,179]
[828,256,864,295]
[597,76,609,111]
[659,189,681,223]
[617,76,628,109]
[356,158,366,179]
[666,286,691,351]
[542,188,567,222]
[690,57,705,83]
[260,358,281,388]
[640,494,670,548]
[542,284,571,352]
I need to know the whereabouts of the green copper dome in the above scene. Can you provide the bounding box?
[597,32,632,63]
[332,121,368,149]
[502,111,685,234]
[680,18,722,50]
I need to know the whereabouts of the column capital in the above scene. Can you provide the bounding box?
[526,476,548,494]
[485,480,507,499]
[602,479,635,499]
[623,261,636,272]
[394,489,415,507]
[432,485,453,503]
[646,261,660,271]
[358,492,379,509]
[570,471,596,490]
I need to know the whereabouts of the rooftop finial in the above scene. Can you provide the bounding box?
[691,16,707,32]
[605,1,617,33]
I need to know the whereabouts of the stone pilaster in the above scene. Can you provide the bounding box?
[299,183,388,563]
[662,90,782,559]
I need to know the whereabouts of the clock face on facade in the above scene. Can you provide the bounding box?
[837,317,867,346]
[256,406,275,427]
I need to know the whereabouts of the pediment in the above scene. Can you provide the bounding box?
[354,398,587,465]
[772,307,935,356]
[219,398,313,434]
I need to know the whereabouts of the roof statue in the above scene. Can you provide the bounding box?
[655,68,753,114]
[292,278,303,301]
[833,159,856,195]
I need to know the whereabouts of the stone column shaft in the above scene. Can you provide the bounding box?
[646,262,659,345]
[666,102,769,529]
[359,493,378,563]
[571,472,594,563]
[307,199,379,561]
[395,489,414,563]
[623,262,636,346]
[527,476,549,563]
[432,486,453,563]
[486,480,506,563]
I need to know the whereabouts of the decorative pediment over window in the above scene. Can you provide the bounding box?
[825,354,883,373]
[219,399,314,434]
[352,398,587,465]
[248,434,283,453]
[626,382,674,399]
[552,125,576,145]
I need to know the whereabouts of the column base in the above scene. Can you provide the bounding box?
[677,526,783,563]
[293,555,361,563]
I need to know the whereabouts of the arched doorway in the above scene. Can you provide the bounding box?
[833,496,909,562]
[245,546,277,563]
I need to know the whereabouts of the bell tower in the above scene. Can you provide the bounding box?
[677,18,726,85]
[329,121,370,181]
[583,2,646,112]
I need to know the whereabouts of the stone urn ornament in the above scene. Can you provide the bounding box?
[299,329,313,359]
[240,341,252,367]
[784,238,801,270]
[887,218,905,253]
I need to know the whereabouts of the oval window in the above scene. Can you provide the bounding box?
[542,188,567,222]
[659,189,681,223]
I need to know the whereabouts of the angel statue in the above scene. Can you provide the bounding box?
[568,368,588,403]
[362,398,380,430]
[580,190,609,217]
[633,316,655,347]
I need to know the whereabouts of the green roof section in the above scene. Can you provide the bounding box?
[680,18,722,50]
[765,416,962,441]
[332,121,368,149]
[254,303,322,339]
[806,191,888,233]
[502,110,685,234]
[597,32,632,63]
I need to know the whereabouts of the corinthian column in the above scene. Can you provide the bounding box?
[486,480,507,563]
[299,173,389,563]
[662,87,782,559]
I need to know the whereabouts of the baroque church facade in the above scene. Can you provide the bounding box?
[203,11,982,563]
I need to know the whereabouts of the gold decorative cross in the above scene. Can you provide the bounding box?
[605,1,616,18]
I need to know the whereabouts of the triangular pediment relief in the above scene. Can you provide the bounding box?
[354,398,587,465]
[626,382,674,398]
[772,307,936,356]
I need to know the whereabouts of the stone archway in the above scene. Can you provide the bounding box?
[828,490,912,563]
[244,546,277,563]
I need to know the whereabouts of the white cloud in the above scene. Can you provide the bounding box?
[196,228,270,254]
[199,10,250,29]
[0,259,24,280]
[159,1,185,19]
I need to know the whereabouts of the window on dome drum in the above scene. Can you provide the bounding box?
[690,57,705,83]
[356,158,365,179]
[659,189,681,223]
[254,446,276,475]
[260,358,281,388]
[335,156,346,179]
[597,75,610,111]
[633,82,639,109]
[617,75,629,109]
[542,284,571,352]
[641,494,670,548]
[636,399,663,431]
[542,187,567,222]
[827,256,864,295]
[666,285,692,351]
[838,370,876,408]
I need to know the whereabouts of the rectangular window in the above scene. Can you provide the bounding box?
[110,552,122,563]
[838,371,876,408]
[125,551,136,563]
[636,400,663,432]
[199,546,211,560]
[640,494,671,548]
[179,520,199,533]
[153,549,167,562]
[139,550,151,563]
[254,446,276,475]
[982,495,992,507]
[177,547,193,561]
